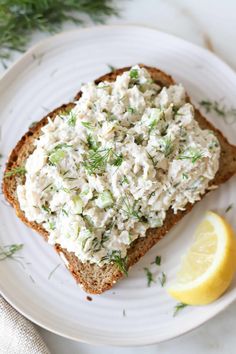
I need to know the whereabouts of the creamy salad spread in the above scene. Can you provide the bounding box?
[17,66,220,266]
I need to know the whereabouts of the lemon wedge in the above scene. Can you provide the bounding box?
[168,211,236,305]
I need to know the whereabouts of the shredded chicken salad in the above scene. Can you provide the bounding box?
[17,66,220,266]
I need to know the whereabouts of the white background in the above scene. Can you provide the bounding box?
[1,0,236,353]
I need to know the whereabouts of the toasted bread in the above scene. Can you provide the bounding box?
[3,65,236,294]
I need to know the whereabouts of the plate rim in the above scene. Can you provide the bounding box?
[1,24,236,346]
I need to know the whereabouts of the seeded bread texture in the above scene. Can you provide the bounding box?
[2,65,236,294]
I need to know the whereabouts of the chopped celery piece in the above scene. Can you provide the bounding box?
[49,149,65,165]
[96,190,113,208]
[72,195,83,214]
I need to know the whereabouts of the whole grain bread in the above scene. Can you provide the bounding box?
[2,65,236,294]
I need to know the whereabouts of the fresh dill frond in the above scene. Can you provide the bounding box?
[87,134,99,151]
[42,204,52,214]
[172,105,184,118]
[127,107,136,114]
[225,204,233,213]
[0,244,24,261]
[83,148,113,174]
[81,121,94,130]
[177,148,203,163]
[120,176,129,185]
[42,183,53,192]
[61,207,68,216]
[81,237,90,250]
[151,255,161,266]
[121,192,141,220]
[161,137,174,157]
[101,233,110,247]
[173,302,188,317]
[48,264,61,280]
[135,135,144,145]
[148,118,158,133]
[0,0,119,60]
[5,166,26,177]
[147,151,158,167]
[144,267,155,287]
[159,271,166,287]
[103,250,128,276]
[91,237,102,253]
[112,153,123,167]
[112,253,128,276]
[67,112,77,127]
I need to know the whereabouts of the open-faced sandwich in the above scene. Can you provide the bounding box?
[3,65,236,294]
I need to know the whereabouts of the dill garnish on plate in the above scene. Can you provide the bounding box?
[0,0,119,61]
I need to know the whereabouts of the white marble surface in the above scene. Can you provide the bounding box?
[1,0,236,352]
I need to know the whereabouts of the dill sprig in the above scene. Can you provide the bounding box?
[147,151,158,167]
[127,107,136,114]
[148,118,158,133]
[67,112,77,127]
[87,134,99,151]
[48,263,61,280]
[151,255,161,266]
[0,243,24,261]
[161,137,174,157]
[5,166,26,177]
[83,148,113,174]
[199,100,236,125]
[144,267,155,287]
[158,271,166,287]
[121,192,141,220]
[42,183,53,192]
[120,176,129,185]
[225,204,233,213]
[102,250,128,276]
[173,302,188,317]
[111,251,128,276]
[0,0,119,61]
[111,153,123,167]
[177,148,203,163]
[42,203,52,214]
[81,121,94,130]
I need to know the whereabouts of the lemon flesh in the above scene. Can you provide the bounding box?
[168,211,236,305]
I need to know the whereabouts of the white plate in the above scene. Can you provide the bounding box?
[0,25,236,346]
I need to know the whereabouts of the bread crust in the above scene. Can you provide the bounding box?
[2,65,236,294]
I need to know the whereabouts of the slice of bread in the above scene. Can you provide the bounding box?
[2,65,236,294]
